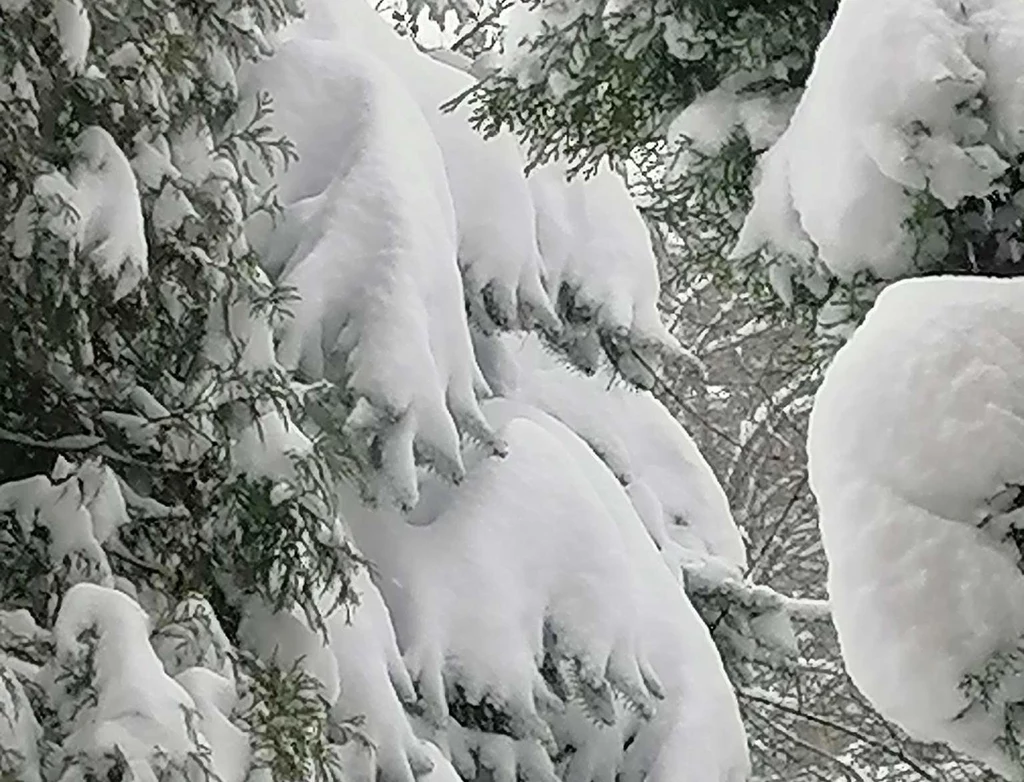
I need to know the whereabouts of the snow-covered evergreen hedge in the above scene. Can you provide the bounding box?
[0,1,810,780]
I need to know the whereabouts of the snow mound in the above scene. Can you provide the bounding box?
[34,126,147,300]
[342,393,747,781]
[0,456,130,591]
[0,666,42,782]
[734,0,1024,283]
[237,597,341,705]
[529,161,681,386]
[240,38,498,509]
[809,276,1024,778]
[176,668,250,782]
[284,0,559,336]
[481,332,746,571]
[343,417,651,746]
[46,583,208,779]
[481,398,749,782]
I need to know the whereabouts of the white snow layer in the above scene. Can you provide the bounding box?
[528,161,681,382]
[808,276,1024,778]
[342,398,749,782]
[48,584,206,777]
[238,569,437,782]
[34,126,148,300]
[480,332,747,571]
[239,37,499,508]
[734,0,1024,282]
[283,0,559,335]
[0,456,130,589]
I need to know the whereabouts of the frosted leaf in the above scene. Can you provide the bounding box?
[808,276,1024,778]
[284,0,560,336]
[326,568,435,782]
[240,38,498,508]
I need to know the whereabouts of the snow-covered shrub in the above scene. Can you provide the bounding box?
[0,0,364,776]
[809,276,1024,778]
[0,0,809,779]
[734,0,1024,333]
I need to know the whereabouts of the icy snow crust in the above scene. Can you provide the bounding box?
[809,276,1024,778]
[735,0,1024,285]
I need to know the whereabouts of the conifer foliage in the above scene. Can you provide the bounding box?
[0,0,358,778]
[0,1,803,781]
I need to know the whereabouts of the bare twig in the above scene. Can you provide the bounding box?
[739,688,938,781]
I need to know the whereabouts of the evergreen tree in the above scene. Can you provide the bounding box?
[0,2,797,781]
[463,0,1024,338]
[0,0,358,778]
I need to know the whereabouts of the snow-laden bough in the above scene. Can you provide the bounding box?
[809,276,1024,778]
[734,0,1024,287]
[239,38,500,509]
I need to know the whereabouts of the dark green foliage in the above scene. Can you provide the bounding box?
[461,0,831,173]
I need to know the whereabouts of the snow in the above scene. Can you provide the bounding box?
[34,127,148,300]
[230,410,313,483]
[0,668,42,782]
[479,398,749,782]
[52,0,91,73]
[536,161,680,383]
[666,75,798,163]
[176,668,250,782]
[342,419,647,740]
[47,583,207,777]
[484,332,746,571]
[0,457,127,587]
[808,276,1024,778]
[240,37,498,508]
[237,597,341,704]
[327,568,435,782]
[284,0,559,336]
[734,0,1024,283]
[151,595,234,680]
[342,386,748,781]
